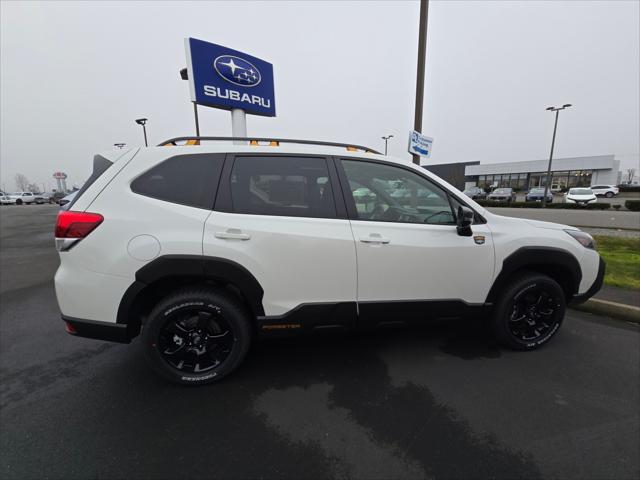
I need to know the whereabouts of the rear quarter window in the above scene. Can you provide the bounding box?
[131,153,224,209]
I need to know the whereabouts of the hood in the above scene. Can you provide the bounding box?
[524,219,575,231]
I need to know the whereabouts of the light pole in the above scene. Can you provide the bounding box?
[381,135,394,155]
[135,118,148,147]
[114,143,126,149]
[542,104,572,208]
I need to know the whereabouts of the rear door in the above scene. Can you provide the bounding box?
[203,154,357,331]
[337,158,495,326]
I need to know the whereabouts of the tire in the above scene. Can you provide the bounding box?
[142,287,252,385]
[490,272,565,350]
[15,199,22,205]
[605,192,613,198]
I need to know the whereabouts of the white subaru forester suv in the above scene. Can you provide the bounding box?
[54,137,605,385]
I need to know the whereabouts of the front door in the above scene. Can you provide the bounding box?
[337,158,495,326]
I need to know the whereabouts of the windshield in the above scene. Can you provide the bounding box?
[493,188,511,194]
[569,188,593,195]
[529,188,545,193]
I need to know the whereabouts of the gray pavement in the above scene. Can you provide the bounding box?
[1,204,639,479]
[487,207,640,232]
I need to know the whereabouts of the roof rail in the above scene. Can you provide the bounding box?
[157,136,381,154]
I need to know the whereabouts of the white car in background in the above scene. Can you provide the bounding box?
[590,185,619,198]
[565,188,597,205]
[9,192,40,205]
[1,194,17,205]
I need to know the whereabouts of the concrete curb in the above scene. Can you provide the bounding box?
[572,298,640,324]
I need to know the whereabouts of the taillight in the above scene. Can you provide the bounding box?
[55,211,103,251]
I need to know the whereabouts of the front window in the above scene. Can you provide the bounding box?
[569,188,593,195]
[493,188,512,194]
[341,160,456,225]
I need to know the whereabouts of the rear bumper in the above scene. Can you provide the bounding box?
[62,315,131,344]
[571,257,606,305]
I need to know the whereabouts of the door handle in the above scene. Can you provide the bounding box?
[360,234,390,244]
[215,229,251,240]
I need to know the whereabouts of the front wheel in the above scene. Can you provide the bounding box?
[15,199,22,205]
[490,273,565,350]
[605,192,614,198]
[143,287,252,385]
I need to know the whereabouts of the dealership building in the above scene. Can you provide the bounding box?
[424,154,620,191]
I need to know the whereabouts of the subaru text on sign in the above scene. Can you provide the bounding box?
[185,37,276,116]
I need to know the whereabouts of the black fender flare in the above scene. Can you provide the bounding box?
[485,247,582,305]
[117,255,265,336]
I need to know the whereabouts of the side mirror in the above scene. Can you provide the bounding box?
[456,206,474,237]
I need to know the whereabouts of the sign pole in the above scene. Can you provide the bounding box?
[193,102,200,136]
[412,0,429,164]
[231,108,247,144]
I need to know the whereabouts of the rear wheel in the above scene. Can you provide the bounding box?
[15,199,22,205]
[490,273,565,350]
[143,287,252,385]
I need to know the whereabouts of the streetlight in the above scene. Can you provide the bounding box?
[381,135,394,155]
[135,118,149,147]
[114,143,126,149]
[542,104,572,208]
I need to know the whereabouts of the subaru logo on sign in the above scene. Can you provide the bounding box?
[214,55,261,87]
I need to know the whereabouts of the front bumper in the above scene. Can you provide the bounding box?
[62,315,131,343]
[571,257,606,305]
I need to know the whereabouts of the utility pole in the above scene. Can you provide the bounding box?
[542,104,572,208]
[381,135,394,155]
[412,0,429,165]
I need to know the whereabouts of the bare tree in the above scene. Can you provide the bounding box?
[627,168,637,184]
[26,183,40,193]
[14,173,29,191]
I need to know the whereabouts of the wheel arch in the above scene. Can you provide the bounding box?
[117,255,264,339]
[486,247,582,305]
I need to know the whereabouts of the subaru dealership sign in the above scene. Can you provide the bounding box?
[408,131,433,158]
[185,38,276,116]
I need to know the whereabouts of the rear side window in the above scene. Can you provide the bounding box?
[131,154,224,209]
[229,156,336,218]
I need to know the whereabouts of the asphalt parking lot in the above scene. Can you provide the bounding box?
[1,204,639,480]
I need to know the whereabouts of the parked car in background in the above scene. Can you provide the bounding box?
[487,187,517,202]
[525,187,553,203]
[1,194,17,205]
[50,191,67,204]
[9,192,39,205]
[462,186,487,200]
[590,185,619,198]
[565,188,597,205]
[58,191,78,208]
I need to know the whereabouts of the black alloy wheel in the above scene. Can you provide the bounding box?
[158,309,234,374]
[490,272,565,350]
[508,286,561,343]
[143,287,252,385]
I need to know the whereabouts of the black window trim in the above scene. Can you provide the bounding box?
[130,153,225,210]
[214,153,347,220]
[334,156,486,225]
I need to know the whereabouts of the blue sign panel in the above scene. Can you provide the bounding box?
[185,38,276,117]
[408,131,433,158]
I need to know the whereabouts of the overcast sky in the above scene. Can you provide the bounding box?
[1,0,638,191]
